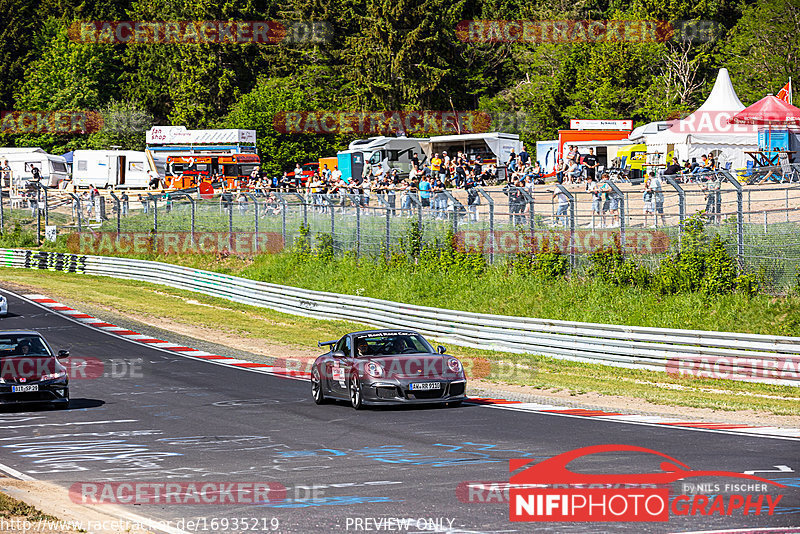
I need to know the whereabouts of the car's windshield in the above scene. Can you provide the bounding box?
[0,335,51,358]
[353,332,434,356]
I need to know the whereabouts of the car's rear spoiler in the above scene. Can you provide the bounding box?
[318,340,337,348]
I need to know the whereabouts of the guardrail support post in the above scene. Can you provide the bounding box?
[356,197,361,259]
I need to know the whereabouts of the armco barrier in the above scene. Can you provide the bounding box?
[2,248,799,386]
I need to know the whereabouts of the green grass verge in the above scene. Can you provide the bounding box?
[2,267,798,416]
[0,492,58,521]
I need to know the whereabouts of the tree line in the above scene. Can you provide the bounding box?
[0,0,797,175]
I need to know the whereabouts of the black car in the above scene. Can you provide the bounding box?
[311,329,467,409]
[0,331,70,409]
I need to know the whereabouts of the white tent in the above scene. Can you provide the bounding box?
[646,68,758,169]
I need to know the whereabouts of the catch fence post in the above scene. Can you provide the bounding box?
[477,188,494,264]
[720,171,744,267]
[244,192,258,251]
[69,193,82,232]
[147,194,158,234]
[109,192,121,238]
[556,184,576,270]
[664,175,684,249]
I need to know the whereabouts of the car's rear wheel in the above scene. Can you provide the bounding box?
[349,373,363,410]
[311,367,326,405]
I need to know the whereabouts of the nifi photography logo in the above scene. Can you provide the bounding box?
[507,444,787,522]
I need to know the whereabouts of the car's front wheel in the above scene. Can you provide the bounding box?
[311,367,326,405]
[349,373,363,410]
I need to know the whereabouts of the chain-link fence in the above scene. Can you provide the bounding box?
[2,167,799,288]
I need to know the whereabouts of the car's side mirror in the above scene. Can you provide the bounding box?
[331,350,346,358]
[57,349,69,359]
[437,345,446,354]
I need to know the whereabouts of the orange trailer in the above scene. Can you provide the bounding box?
[165,153,261,190]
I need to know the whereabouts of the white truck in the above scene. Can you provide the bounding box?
[0,148,69,188]
[72,150,154,189]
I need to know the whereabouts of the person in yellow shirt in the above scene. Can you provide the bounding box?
[431,153,442,175]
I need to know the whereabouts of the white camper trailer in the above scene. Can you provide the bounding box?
[420,132,522,166]
[0,148,69,188]
[72,150,154,189]
[338,136,427,181]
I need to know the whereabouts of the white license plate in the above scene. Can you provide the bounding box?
[410,382,441,391]
[12,384,38,393]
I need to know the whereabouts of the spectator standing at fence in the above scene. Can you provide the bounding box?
[418,174,431,208]
[433,175,448,219]
[642,177,654,226]
[599,173,618,228]
[586,174,601,225]
[649,171,666,227]
[553,187,570,227]
[138,194,148,214]
[121,191,129,216]
[465,173,480,222]
[83,191,93,219]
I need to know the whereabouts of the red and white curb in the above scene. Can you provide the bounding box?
[27,294,800,441]
[26,294,311,380]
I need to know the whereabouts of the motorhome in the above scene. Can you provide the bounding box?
[420,132,522,166]
[0,148,69,188]
[72,150,154,189]
[337,136,427,181]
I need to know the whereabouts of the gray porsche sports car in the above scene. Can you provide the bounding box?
[311,329,467,409]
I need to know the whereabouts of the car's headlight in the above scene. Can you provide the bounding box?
[365,361,384,378]
[41,371,67,381]
[447,358,462,373]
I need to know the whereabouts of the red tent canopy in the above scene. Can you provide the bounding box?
[728,94,800,125]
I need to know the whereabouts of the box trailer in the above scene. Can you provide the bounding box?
[0,147,69,188]
[72,150,154,189]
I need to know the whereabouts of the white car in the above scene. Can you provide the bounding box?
[0,295,6,316]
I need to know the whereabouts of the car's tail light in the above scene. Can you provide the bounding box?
[447,358,462,373]
[365,361,384,378]
[41,371,67,381]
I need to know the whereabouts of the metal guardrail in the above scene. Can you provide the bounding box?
[2,248,798,386]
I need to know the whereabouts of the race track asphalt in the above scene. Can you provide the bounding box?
[0,288,797,534]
